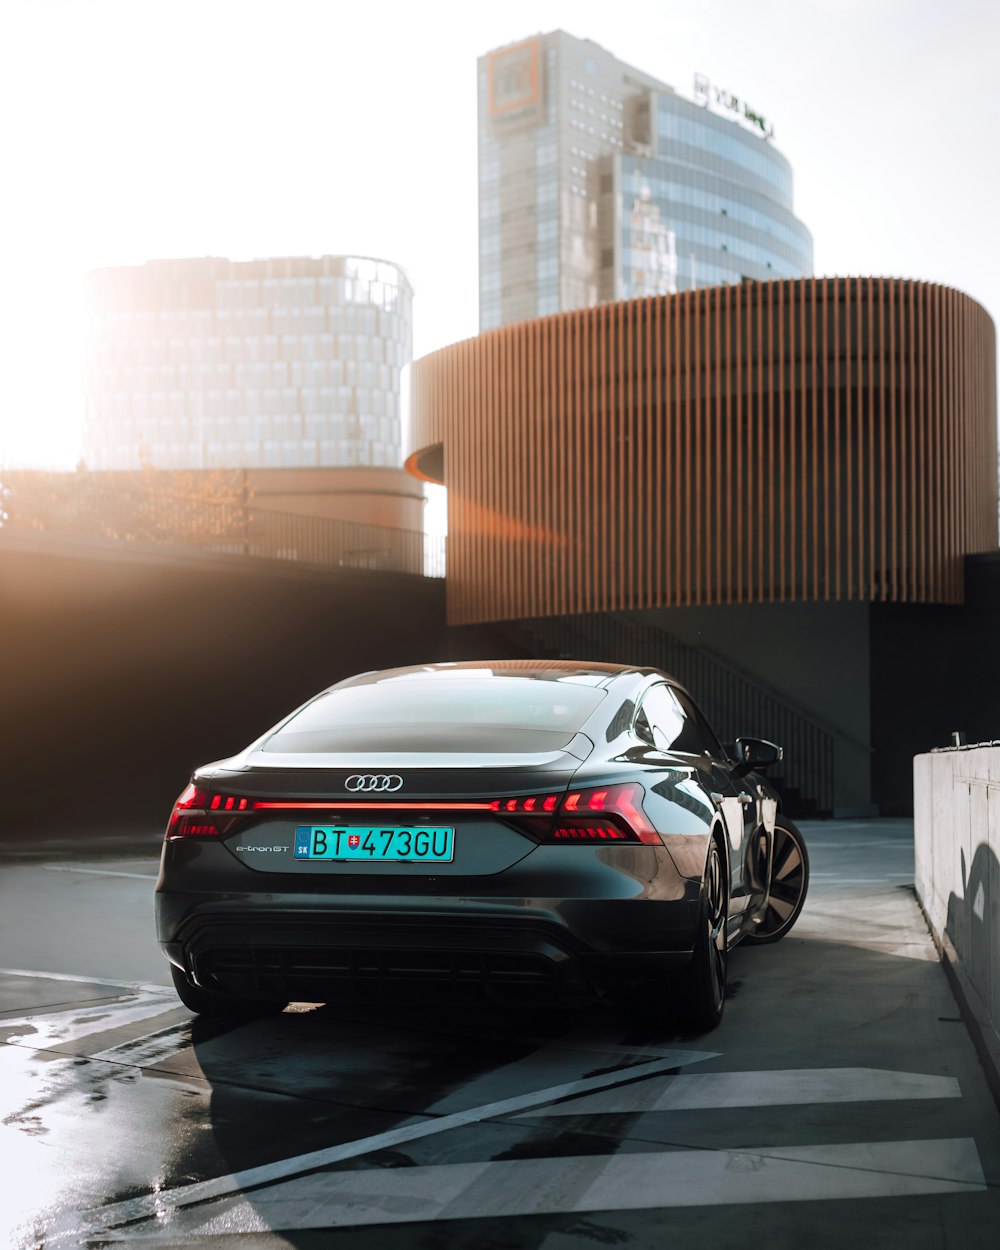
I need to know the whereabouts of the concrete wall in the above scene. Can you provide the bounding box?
[915,745,1000,1077]
[0,534,448,837]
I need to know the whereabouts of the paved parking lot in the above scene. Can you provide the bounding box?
[1,821,999,1248]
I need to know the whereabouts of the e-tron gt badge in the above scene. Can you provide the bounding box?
[344,774,403,792]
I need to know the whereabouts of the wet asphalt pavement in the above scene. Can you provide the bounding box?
[2,821,999,1248]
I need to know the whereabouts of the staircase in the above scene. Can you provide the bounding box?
[498,612,837,818]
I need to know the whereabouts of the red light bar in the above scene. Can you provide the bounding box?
[251,800,496,811]
[488,794,561,814]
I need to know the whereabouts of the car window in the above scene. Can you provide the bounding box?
[263,677,606,753]
[637,684,724,758]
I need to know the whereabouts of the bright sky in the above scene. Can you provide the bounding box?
[1,0,997,483]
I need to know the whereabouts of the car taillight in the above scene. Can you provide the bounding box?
[491,783,662,845]
[488,794,561,814]
[166,785,250,839]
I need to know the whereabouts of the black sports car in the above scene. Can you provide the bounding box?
[156,660,809,1030]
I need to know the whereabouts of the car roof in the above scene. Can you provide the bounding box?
[243,660,698,762]
[334,659,681,688]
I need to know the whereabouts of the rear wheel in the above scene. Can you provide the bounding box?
[680,838,728,1031]
[169,964,287,1019]
[743,818,809,945]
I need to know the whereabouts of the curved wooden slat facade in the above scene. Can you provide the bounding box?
[408,279,997,626]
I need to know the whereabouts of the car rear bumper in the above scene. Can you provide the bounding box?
[156,838,703,1004]
[159,905,697,1005]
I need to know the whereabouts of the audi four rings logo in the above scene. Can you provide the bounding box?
[345,774,403,792]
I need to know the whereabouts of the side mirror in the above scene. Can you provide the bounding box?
[733,736,783,777]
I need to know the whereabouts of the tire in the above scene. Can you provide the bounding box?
[169,964,287,1019]
[743,817,810,945]
[680,837,728,1031]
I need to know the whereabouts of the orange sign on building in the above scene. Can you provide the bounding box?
[488,38,540,117]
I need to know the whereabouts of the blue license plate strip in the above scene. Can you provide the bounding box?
[294,825,455,862]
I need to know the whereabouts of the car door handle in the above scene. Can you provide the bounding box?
[710,791,754,806]
[737,793,754,805]
[710,792,725,804]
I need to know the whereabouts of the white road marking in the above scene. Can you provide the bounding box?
[91,1021,194,1066]
[85,1050,719,1234]
[121,1139,988,1236]
[3,993,186,1048]
[0,966,172,994]
[516,1067,962,1117]
[425,1035,714,1115]
[42,865,158,880]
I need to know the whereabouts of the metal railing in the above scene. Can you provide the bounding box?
[505,611,837,816]
[0,475,445,579]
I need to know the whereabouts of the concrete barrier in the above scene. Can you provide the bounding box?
[914,744,1000,1078]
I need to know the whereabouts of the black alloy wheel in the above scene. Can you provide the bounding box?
[169,965,288,1019]
[682,837,728,1030]
[743,817,810,945]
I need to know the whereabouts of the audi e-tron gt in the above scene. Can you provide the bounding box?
[156,660,809,1030]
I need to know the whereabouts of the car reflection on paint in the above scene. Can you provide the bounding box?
[155,660,809,1030]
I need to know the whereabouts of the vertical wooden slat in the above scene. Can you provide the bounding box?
[810,277,819,600]
[535,319,544,617]
[832,277,841,599]
[952,286,960,600]
[756,280,765,600]
[641,298,651,608]
[559,311,570,617]
[723,285,734,601]
[967,299,975,561]
[512,327,523,617]
[888,278,897,601]
[776,280,786,600]
[481,333,493,625]
[653,296,663,607]
[921,283,932,601]
[820,278,830,599]
[934,284,944,601]
[946,282,955,600]
[600,302,611,612]
[866,277,876,599]
[907,281,918,601]
[801,278,810,601]
[713,287,722,604]
[682,290,691,605]
[560,314,571,617]
[613,304,623,613]
[940,282,949,602]
[735,286,745,603]
[794,280,802,601]
[765,281,775,601]
[749,281,758,602]
[675,288,685,610]
[625,301,635,608]
[580,310,592,616]
[850,276,860,598]
[694,287,704,604]
[521,324,532,619]
[494,329,505,622]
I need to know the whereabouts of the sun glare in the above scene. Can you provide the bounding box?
[0,267,86,470]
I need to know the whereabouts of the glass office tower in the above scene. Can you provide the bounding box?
[84,255,412,471]
[478,31,813,329]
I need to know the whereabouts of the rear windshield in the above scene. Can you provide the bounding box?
[262,675,607,754]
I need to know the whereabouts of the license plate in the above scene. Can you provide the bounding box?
[294,825,455,862]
